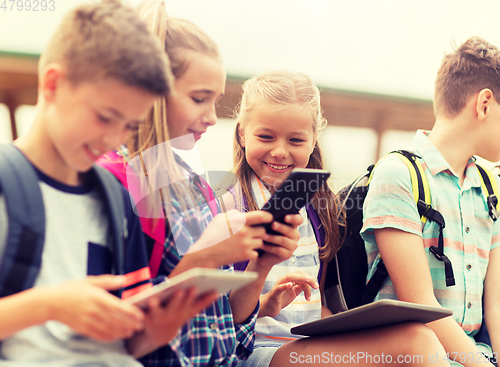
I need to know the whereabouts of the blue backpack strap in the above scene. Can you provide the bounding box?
[91,165,125,278]
[0,145,45,297]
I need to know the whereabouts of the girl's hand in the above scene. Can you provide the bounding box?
[255,214,302,272]
[129,288,218,357]
[47,275,145,342]
[259,270,319,318]
[181,210,273,269]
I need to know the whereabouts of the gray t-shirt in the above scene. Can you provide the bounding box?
[0,170,142,367]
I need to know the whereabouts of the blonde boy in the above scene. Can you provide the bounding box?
[0,1,215,365]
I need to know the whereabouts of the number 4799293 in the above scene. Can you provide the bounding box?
[1,0,55,11]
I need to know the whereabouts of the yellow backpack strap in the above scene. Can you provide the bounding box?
[366,149,455,287]
[477,164,500,221]
[368,150,431,224]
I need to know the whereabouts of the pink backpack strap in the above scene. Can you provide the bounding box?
[96,152,165,278]
[196,176,218,217]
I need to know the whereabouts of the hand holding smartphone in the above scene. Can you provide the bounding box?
[259,168,331,235]
[256,168,330,255]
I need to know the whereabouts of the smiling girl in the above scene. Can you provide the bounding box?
[224,70,450,367]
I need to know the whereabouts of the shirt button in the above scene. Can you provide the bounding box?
[465,226,470,233]
[290,256,296,264]
[467,264,472,270]
[210,323,218,331]
[467,302,472,309]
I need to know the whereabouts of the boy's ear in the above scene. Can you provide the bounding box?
[476,88,494,121]
[40,64,65,103]
[237,123,245,148]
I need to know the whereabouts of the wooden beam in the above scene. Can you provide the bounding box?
[217,77,435,132]
[5,95,17,141]
[0,55,437,144]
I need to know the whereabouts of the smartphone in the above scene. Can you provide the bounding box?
[258,168,331,249]
[126,268,258,310]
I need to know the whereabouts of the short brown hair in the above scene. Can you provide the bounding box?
[434,37,500,118]
[39,0,170,95]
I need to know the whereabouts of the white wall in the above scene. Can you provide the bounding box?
[0,104,11,144]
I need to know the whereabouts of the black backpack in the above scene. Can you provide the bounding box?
[324,150,500,313]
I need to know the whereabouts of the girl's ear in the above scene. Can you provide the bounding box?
[477,88,493,121]
[237,122,245,148]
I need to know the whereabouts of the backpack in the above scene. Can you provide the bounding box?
[0,144,127,298]
[97,150,218,278]
[324,150,500,314]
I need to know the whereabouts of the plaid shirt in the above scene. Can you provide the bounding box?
[140,154,259,367]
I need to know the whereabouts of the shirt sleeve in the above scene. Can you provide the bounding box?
[234,299,260,360]
[360,154,423,243]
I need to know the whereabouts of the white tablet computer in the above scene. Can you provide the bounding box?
[291,299,453,337]
[126,268,258,310]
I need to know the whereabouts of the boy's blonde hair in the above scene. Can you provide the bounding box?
[39,0,170,95]
[230,70,342,262]
[434,36,500,118]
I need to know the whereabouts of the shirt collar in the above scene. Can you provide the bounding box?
[413,129,481,188]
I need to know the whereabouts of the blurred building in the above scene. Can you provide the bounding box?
[1,52,440,183]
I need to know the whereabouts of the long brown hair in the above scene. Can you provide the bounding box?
[226,70,343,262]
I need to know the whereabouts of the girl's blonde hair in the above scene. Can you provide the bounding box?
[164,17,221,78]
[128,0,221,217]
[230,70,342,262]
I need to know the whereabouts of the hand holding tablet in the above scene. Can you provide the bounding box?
[126,268,258,310]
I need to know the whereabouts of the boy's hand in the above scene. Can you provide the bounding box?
[255,214,302,272]
[179,210,273,270]
[259,270,319,318]
[46,275,144,342]
[129,288,218,357]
